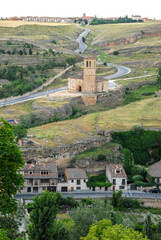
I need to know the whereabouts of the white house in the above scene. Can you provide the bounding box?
[57,168,88,192]
[131,15,142,21]
[106,164,127,191]
[149,160,161,184]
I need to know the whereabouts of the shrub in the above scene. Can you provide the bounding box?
[113,51,119,55]
[122,198,140,208]
[96,154,106,161]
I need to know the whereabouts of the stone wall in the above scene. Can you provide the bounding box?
[81,94,97,105]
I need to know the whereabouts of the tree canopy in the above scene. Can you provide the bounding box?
[81,219,149,240]
[0,118,24,215]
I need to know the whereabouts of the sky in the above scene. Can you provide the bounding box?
[1,0,161,19]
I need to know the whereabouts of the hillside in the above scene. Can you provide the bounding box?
[28,96,161,148]
[0,21,83,53]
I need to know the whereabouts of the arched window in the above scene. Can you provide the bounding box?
[86,61,88,67]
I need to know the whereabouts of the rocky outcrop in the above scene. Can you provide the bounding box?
[94,31,161,49]
[72,144,121,175]
[22,134,111,168]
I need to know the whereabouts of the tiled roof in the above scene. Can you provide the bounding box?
[106,164,127,178]
[21,161,58,179]
[69,73,107,82]
[66,168,88,179]
[149,160,161,177]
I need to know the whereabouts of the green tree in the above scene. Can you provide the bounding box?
[0,229,10,240]
[143,214,153,240]
[157,66,161,88]
[0,118,24,215]
[12,125,27,141]
[27,190,59,240]
[111,190,123,208]
[29,48,32,55]
[81,219,148,240]
[69,199,117,240]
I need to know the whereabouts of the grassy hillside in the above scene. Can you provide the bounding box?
[0,98,70,119]
[88,21,161,43]
[28,97,161,147]
[0,21,83,52]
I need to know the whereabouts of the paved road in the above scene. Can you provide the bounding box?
[15,190,161,200]
[75,28,90,53]
[0,87,67,107]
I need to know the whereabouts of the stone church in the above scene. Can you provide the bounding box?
[68,57,109,94]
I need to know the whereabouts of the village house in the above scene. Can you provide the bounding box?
[20,161,58,194]
[131,15,142,21]
[149,160,161,184]
[57,168,88,192]
[106,163,127,191]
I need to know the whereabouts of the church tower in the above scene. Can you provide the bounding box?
[82,57,96,93]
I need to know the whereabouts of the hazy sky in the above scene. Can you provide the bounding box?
[1,0,161,19]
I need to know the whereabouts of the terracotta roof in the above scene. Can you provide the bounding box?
[106,164,127,178]
[149,160,161,177]
[21,161,58,179]
[66,168,88,179]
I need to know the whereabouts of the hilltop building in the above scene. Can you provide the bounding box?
[131,15,142,21]
[68,57,109,94]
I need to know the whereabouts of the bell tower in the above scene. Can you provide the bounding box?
[82,57,96,93]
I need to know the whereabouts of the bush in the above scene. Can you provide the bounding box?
[51,40,57,44]
[113,51,119,55]
[96,154,106,161]
[122,198,140,208]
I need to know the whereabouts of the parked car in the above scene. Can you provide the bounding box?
[149,188,161,193]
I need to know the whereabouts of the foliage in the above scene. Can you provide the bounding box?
[121,148,134,179]
[80,198,93,205]
[0,229,10,240]
[113,50,119,55]
[111,190,123,209]
[112,127,161,165]
[12,124,27,141]
[27,190,59,240]
[96,153,106,161]
[0,216,24,240]
[157,66,161,88]
[87,174,112,188]
[0,118,24,214]
[69,199,117,240]
[90,16,143,25]
[143,214,153,240]
[53,220,71,240]
[81,218,148,240]
[122,198,141,208]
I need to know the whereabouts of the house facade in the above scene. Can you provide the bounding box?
[149,160,161,184]
[57,168,88,192]
[106,164,127,191]
[20,161,58,194]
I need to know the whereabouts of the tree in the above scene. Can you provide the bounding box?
[81,219,148,240]
[29,48,32,55]
[0,229,10,240]
[0,118,24,215]
[27,191,59,240]
[19,50,23,55]
[143,214,153,240]
[69,199,118,240]
[12,124,27,141]
[157,66,161,88]
[111,190,123,208]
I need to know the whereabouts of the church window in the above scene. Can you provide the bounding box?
[89,61,91,67]
[86,61,88,67]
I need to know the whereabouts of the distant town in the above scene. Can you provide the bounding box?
[0,13,152,23]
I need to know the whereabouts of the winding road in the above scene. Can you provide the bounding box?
[75,28,90,53]
[0,28,131,107]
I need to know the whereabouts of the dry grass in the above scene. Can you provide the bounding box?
[0,20,70,28]
[29,97,161,147]
[0,98,69,119]
[88,21,161,43]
